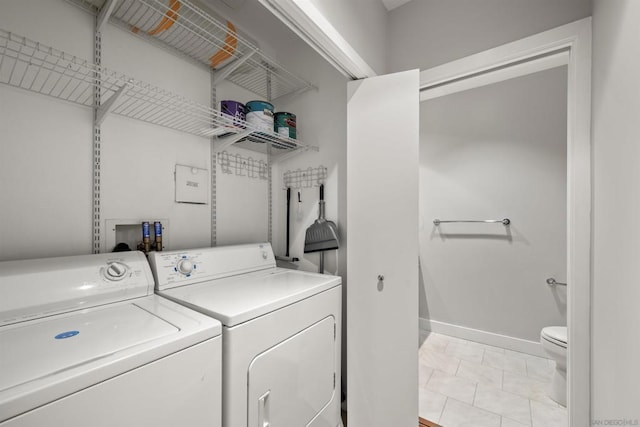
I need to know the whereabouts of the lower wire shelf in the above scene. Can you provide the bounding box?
[0,28,317,155]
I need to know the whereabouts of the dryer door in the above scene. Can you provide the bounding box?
[247,316,336,426]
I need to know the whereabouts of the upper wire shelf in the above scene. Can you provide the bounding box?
[0,28,316,156]
[68,0,315,100]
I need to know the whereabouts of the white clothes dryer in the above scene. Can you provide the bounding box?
[148,243,342,427]
[0,251,222,427]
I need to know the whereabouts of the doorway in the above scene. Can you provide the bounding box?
[417,18,591,427]
[418,64,568,427]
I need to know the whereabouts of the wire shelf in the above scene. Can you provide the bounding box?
[0,28,315,153]
[217,150,268,179]
[0,29,98,108]
[283,166,327,189]
[69,0,314,100]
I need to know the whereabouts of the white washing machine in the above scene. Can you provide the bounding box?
[148,243,342,427]
[0,251,222,426]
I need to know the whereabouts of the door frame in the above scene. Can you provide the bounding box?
[419,18,592,426]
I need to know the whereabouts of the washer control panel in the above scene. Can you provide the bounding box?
[102,261,130,281]
[148,243,276,291]
[0,251,154,326]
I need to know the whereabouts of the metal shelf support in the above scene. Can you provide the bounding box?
[95,81,130,126]
[215,130,253,151]
[97,0,118,33]
[92,20,103,254]
[211,51,256,86]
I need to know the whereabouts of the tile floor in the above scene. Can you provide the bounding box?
[419,331,567,427]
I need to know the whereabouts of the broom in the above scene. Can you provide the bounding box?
[304,184,339,272]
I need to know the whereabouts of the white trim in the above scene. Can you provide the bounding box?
[257,0,377,79]
[419,318,546,357]
[419,18,591,427]
[420,19,589,92]
[420,49,569,101]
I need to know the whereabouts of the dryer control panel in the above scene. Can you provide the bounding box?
[148,243,276,291]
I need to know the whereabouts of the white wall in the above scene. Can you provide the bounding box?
[387,0,592,72]
[99,23,214,251]
[591,0,640,421]
[420,67,568,343]
[0,0,94,260]
[309,0,388,75]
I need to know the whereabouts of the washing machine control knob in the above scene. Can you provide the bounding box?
[104,262,128,281]
[262,251,268,260]
[176,259,194,275]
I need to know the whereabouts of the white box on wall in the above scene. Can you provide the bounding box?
[175,164,208,204]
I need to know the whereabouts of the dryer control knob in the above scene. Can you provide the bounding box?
[262,251,268,260]
[176,259,194,275]
[104,262,128,281]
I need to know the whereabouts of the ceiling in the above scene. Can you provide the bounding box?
[380,0,412,11]
[209,0,413,13]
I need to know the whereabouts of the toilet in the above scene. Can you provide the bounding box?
[540,326,567,406]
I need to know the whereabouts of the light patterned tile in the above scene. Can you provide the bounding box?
[473,384,531,426]
[504,349,551,364]
[419,362,434,387]
[420,347,461,374]
[451,337,486,350]
[418,387,447,423]
[526,357,555,382]
[437,334,467,345]
[530,400,567,427]
[482,343,506,354]
[420,333,450,354]
[424,331,454,346]
[445,340,485,364]
[439,398,501,427]
[502,371,558,407]
[483,349,528,376]
[419,335,560,427]
[426,369,477,404]
[457,359,503,388]
[502,417,530,427]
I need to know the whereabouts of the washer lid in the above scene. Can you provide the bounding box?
[0,303,176,393]
[160,268,341,327]
[541,326,567,346]
[0,295,221,422]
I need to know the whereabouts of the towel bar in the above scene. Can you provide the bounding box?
[433,218,511,226]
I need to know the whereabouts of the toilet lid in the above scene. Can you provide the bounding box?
[542,326,567,347]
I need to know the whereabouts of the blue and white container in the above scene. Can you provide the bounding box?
[245,100,274,134]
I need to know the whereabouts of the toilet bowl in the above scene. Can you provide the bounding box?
[540,326,567,407]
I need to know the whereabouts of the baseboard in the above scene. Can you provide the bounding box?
[419,318,546,357]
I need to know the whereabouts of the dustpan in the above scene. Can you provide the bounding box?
[304,184,339,253]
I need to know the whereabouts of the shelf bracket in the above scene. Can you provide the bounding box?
[96,81,130,126]
[272,145,318,164]
[97,0,119,33]
[215,129,253,151]
[211,51,257,86]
